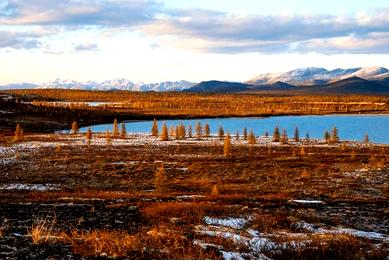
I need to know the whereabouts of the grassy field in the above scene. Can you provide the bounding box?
[0,132,388,259]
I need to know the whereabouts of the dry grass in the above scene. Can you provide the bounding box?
[59,228,219,259]
[251,213,293,232]
[141,202,241,225]
[29,217,56,244]
[264,233,387,259]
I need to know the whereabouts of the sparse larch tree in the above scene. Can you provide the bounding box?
[243,127,248,140]
[195,121,202,139]
[281,129,288,144]
[264,131,269,138]
[160,123,169,141]
[305,132,310,142]
[273,126,280,142]
[175,125,180,139]
[211,184,219,195]
[188,125,193,138]
[364,134,370,144]
[105,130,112,146]
[154,165,167,193]
[113,119,119,137]
[218,126,224,141]
[330,126,339,143]
[324,131,331,143]
[86,127,92,145]
[294,127,299,142]
[71,121,79,135]
[204,123,210,139]
[13,124,24,142]
[248,130,256,145]
[169,125,175,138]
[179,123,186,139]
[235,130,240,142]
[151,118,158,137]
[120,123,127,138]
[223,132,231,157]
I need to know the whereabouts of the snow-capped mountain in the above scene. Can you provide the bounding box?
[247,66,389,86]
[37,79,196,91]
[136,80,196,91]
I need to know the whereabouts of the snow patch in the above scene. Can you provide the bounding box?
[0,183,60,191]
[221,251,244,260]
[291,199,324,204]
[204,216,249,229]
[176,195,205,199]
[296,221,389,241]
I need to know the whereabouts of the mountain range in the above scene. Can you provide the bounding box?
[247,66,389,86]
[187,66,389,94]
[37,79,196,92]
[1,66,389,94]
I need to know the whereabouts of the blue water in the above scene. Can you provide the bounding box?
[78,114,389,144]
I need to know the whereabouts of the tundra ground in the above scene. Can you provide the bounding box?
[0,134,388,259]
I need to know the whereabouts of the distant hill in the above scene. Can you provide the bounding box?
[185,81,251,93]
[250,81,297,91]
[299,77,389,94]
[186,77,389,95]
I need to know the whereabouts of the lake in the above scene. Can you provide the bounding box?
[78,114,389,144]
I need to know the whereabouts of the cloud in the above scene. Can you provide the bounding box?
[142,8,389,54]
[0,1,388,54]
[0,30,46,49]
[0,0,162,26]
[74,42,99,51]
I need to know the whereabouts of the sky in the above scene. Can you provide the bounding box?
[0,0,388,84]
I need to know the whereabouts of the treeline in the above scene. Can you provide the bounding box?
[0,99,145,132]
[5,89,389,116]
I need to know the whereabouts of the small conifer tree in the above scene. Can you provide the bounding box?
[273,126,280,142]
[364,134,370,144]
[151,119,158,137]
[169,125,175,137]
[243,127,248,140]
[195,121,202,139]
[218,126,224,141]
[204,123,210,139]
[294,127,299,142]
[324,131,331,143]
[113,119,119,137]
[86,127,92,145]
[235,130,239,142]
[188,125,192,138]
[105,130,111,145]
[223,132,231,157]
[180,123,186,139]
[13,124,24,142]
[248,130,256,145]
[331,126,339,143]
[160,123,169,141]
[211,184,219,195]
[120,123,127,138]
[264,131,269,138]
[154,165,167,193]
[175,125,180,139]
[71,121,79,135]
[281,129,288,144]
[305,132,310,142]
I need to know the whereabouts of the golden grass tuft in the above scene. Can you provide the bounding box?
[29,217,56,244]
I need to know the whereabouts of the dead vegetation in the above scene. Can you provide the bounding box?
[0,133,388,259]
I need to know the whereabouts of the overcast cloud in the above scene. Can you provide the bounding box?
[0,0,388,54]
